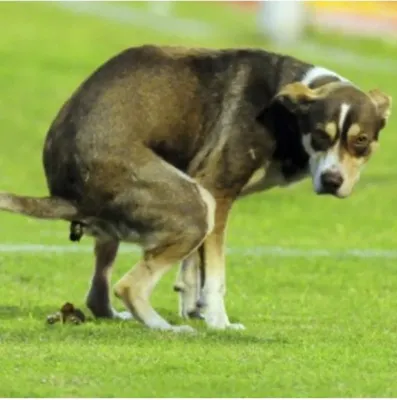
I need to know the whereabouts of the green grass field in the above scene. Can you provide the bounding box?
[1,1,397,397]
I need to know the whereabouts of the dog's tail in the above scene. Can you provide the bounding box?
[0,193,79,221]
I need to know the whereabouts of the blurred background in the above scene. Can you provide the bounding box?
[1,4,397,396]
[0,1,396,249]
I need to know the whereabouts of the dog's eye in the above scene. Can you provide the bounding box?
[354,134,369,146]
[311,130,332,151]
[352,134,370,156]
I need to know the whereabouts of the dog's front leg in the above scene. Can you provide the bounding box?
[201,198,245,330]
[174,251,203,319]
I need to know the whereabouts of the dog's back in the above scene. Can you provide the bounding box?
[44,46,223,200]
[41,46,277,208]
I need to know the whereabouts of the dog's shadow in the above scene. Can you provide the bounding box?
[0,305,288,346]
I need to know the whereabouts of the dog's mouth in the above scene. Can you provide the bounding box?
[316,189,347,199]
[314,181,351,198]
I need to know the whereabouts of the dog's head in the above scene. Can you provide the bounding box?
[272,82,392,198]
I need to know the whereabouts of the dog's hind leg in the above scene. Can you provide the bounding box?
[114,242,206,332]
[114,202,215,332]
[86,239,132,320]
[110,156,215,331]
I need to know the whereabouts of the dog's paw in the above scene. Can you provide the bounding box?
[204,316,229,330]
[150,323,196,333]
[226,323,246,330]
[112,310,134,320]
[187,310,205,320]
[203,306,230,330]
[204,311,245,330]
[170,325,197,334]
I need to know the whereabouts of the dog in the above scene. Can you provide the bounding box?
[0,45,391,332]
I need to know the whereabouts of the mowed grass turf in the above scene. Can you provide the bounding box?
[1,1,397,397]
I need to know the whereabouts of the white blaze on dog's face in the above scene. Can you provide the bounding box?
[274,82,392,198]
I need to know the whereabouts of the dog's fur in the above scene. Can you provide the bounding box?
[0,45,391,331]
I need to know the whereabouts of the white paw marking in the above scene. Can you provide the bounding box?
[203,291,230,329]
[112,310,134,320]
[227,323,246,331]
[204,309,230,329]
[170,325,197,334]
[151,324,196,333]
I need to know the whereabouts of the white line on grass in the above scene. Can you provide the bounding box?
[1,243,397,259]
[55,1,397,74]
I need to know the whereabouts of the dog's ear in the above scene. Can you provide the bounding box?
[272,82,318,114]
[369,89,392,129]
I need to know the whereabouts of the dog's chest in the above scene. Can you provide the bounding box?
[241,159,308,196]
[241,99,310,195]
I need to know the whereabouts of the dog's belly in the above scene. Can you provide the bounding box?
[82,218,141,243]
[240,161,309,197]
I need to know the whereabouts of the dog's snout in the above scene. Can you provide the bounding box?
[320,170,344,194]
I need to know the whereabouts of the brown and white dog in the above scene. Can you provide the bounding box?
[0,46,391,332]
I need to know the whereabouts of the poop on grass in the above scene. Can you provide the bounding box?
[46,302,86,325]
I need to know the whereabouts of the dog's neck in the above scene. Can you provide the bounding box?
[300,66,350,88]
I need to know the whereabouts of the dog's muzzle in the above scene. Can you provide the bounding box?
[318,170,344,196]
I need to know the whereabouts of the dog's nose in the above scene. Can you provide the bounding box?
[320,170,344,194]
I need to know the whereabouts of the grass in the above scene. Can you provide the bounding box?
[0,1,397,397]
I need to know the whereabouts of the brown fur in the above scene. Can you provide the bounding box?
[0,45,391,330]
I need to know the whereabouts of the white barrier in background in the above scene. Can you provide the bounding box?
[258,1,307,45]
